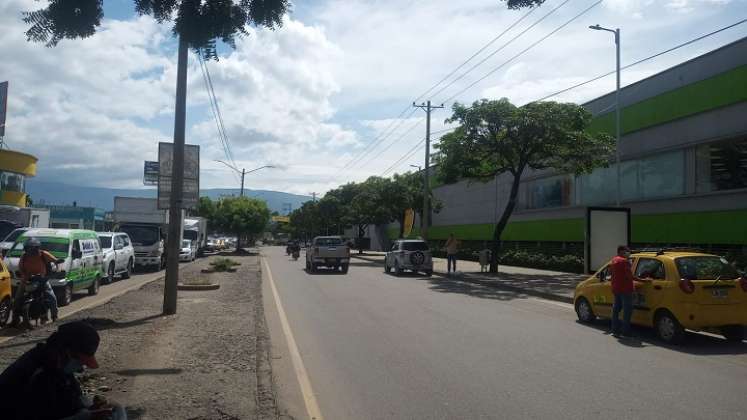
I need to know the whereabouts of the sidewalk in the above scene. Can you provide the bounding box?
[0,254,278,420]
[353,251,586,304]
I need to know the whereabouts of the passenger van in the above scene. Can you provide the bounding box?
[6,229,104,307]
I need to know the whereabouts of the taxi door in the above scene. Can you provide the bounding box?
[631,257,668,326]
[589,264,615,318]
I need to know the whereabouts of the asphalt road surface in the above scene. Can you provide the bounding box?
[263,246,747,420]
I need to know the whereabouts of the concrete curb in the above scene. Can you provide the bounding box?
[352,254,574,305]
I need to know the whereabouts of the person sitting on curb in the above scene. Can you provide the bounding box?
[0,320,124,420]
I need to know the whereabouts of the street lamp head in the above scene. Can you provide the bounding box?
[589,24,602,30]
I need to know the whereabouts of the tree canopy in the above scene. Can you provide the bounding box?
[434,98,614,271]
[214,196,270,245]
[23,0,289,58]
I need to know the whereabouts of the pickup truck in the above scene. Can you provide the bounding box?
[306,236,350,274]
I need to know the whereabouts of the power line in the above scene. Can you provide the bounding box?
[336,3,550,177]
[532,18,747,103]
[429,0,573,102]
[380,127,456,176]
[198,53,241,184]
[415,5,541,105]
[359,118,424,168]
[441,0,604,104]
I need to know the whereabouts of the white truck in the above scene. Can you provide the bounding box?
[183,217,208,256]
[113,197,183,271]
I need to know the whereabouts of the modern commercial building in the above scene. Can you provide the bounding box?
[46,204,107,231]
[391,37,747,258]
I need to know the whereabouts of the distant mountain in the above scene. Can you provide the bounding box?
[26,180,310,214]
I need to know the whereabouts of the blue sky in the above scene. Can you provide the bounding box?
[1,0,746,195]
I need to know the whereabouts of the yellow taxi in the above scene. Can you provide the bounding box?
[0,257,12,326]
[574,250,747,344]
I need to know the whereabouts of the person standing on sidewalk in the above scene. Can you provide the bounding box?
[444,234,459,275]
[609,245,642,338]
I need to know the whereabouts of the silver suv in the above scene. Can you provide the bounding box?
[385,240,433,277]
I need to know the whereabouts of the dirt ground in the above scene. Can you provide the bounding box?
[0,254,279,420]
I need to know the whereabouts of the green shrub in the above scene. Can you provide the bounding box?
[209,258,241,272]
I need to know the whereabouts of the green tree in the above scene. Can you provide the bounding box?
[195,196,217,231]
[214,196,270,250]
[289,201,322,240]
[390,171,442,238]
[434,98,614,272]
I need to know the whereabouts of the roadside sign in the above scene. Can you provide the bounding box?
[0,81,8,137]
[403,208,415,237]
[143,161,159,186]
[157,142,200,209]
[272,215,290,223]
[585,207,630,274]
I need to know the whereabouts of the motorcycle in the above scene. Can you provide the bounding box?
[21,275,52,326]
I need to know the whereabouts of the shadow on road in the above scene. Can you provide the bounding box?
[126,407,147,419]
[85,314,164,331]
[115,368,183,377]
[415,275,532,302]
[576,319,747,355]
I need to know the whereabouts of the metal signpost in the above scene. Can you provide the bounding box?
[0,81,8,141]
[158,142,200,210]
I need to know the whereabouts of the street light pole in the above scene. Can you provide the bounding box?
[214,161,274,197]
[413,101,444,241]
[590,24,622,207]
[409,164,423,231]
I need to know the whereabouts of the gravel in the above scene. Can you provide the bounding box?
[0,254,278,420]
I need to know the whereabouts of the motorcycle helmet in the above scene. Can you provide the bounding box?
[24,238,42,254]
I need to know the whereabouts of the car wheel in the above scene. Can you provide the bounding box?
[56,285,73,307]
[122,259,132,279]
[0,297,11,326]
[574,297,595,323]
[385,263,391,273]
[88,277,100,296]
[341,264,349,274]
[394,261,402,277]
[107,262,115,284]
[721,325,745,343]
[424,270,433,277]
[655,310,685,344]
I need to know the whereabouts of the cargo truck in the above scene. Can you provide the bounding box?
[113,197,183,271]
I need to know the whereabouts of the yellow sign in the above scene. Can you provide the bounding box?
[272,215,290,223]
[403,208,415,238]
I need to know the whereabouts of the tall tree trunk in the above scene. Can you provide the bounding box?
[490,170,523,273]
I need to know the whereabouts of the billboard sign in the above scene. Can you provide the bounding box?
[585,207,631,274]
[0,81,8,137]
[157,142,200,209]
[143,161,159,186]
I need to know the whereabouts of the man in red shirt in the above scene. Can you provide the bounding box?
[609,245,640,337]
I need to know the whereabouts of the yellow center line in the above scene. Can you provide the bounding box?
[262,256,324,420]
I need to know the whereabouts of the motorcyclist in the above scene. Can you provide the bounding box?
[0,320,124,420]
[10,238,61,327]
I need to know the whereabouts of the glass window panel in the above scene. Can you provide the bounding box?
[527,175,573,209]
[696,137,747,193]
[579,166,616,206]
[639,150,684,199]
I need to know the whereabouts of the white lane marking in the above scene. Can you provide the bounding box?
[262,256,324,420]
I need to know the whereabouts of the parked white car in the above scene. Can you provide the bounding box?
[179,239,196,262]
[385,239,433,276]
[97,232,135,283]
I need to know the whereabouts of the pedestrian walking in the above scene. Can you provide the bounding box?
[444,234,459,275]
[609,245,642,338]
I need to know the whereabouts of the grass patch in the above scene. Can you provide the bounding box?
[209,258,241,272]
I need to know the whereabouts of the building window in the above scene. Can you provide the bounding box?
[0,171,26,193]
[638,149,685,199]
[696,136,747,193]
[526,175,573,209]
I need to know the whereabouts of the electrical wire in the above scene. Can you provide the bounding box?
[359,119,424,169]
[441,0,604,104]
[428,0,573,102]
[532,19,747,103]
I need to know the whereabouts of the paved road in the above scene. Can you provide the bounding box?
[263,246,747,420]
